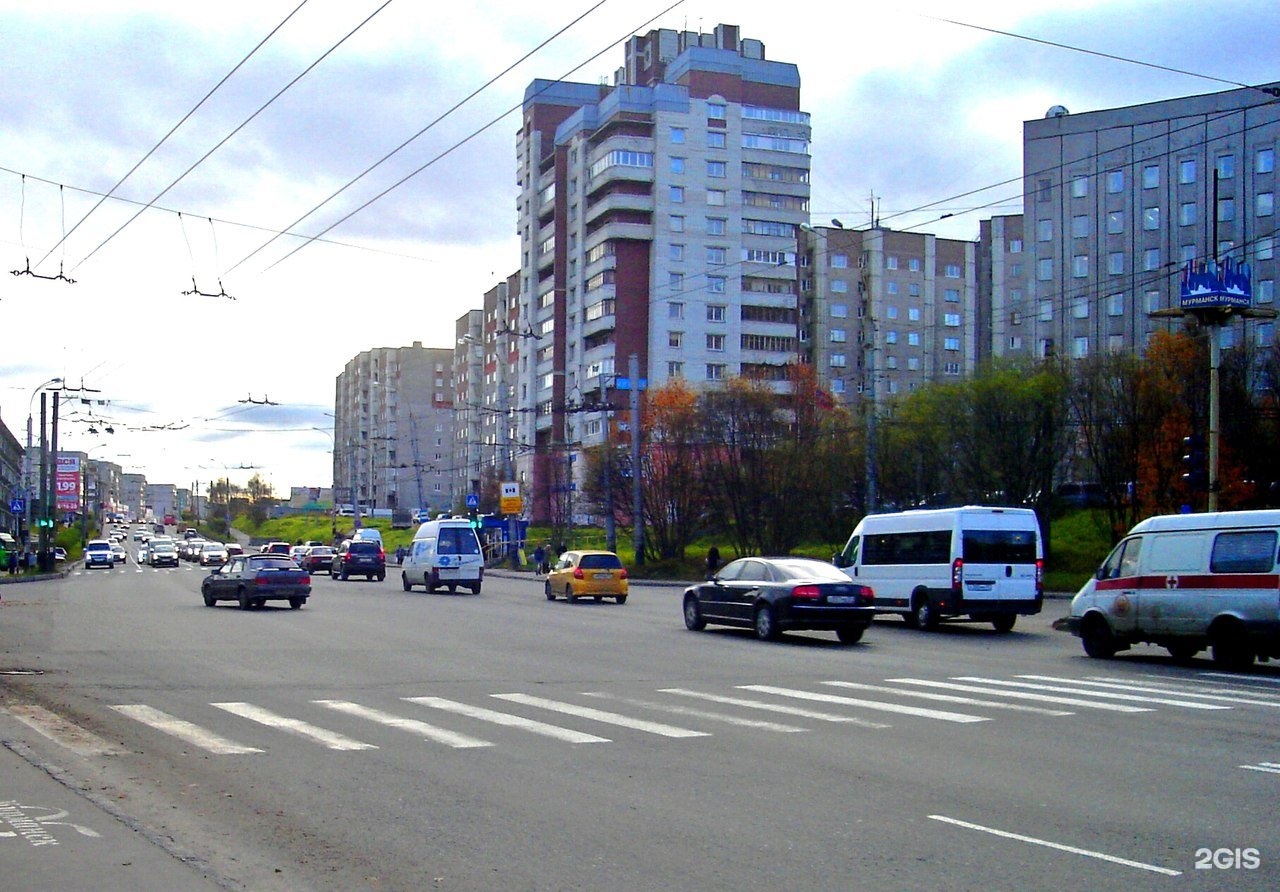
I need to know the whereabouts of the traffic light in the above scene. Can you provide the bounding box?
[1182,434,1208,491]
[37,517,54,528]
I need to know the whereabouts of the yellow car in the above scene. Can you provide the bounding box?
[545,550,629,604]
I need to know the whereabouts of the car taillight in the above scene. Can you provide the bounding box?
[300,574,311,585]
[860,585,874,602]
[1035,558,1044,595]
[951,558,964,593]
[255,576,271,585]
[620,568,628,579]
[379,548,385,561]
[573,568,585,579]
[791,585,821,599]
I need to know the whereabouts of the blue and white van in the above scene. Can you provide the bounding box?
[402,518,484,594]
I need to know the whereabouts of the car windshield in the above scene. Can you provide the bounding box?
[152,543,175,553]
[438,528,480,555]
[86,542,110,552]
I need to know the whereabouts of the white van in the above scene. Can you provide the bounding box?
[1060,509,1280,668]
[834,506,1043,631]
[402,518,484,594]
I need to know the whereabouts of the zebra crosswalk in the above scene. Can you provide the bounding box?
[29,669,1275,764]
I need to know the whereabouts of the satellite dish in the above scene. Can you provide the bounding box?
[1045,105,1070,118]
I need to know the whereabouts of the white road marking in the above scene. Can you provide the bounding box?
[404,696,607,743]
[1240,762,1280,775]
[491,693,708,738]
[1200,671,1280,685]
[582,692,808,732]
[4,704,124,756]
[1127,674,1280,702]
[1061,675,1280,708]
[212,702,376,751]
[887,679,1151,712]
[955,676,1228,710]
[822,680,1073,716]
[317,700,492,748]
[660,688,890,729]
[928,815,1181,876]
[740,684,988,724]
[110,704,263,754]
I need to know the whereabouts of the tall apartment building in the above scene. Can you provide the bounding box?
[333,342,455,516]
[516,24,809,517]
[803,224,977,403]
[121,472,146,522]
[1004,85,1279,361]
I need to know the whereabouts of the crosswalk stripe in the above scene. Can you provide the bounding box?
[659,688,890,729]
[5,704,124,756]
[955,677,1229,710]
[1043,675,1280,708]
[403,697,606,744]
[212,702,377,751]
[1129,674,1280,701]
[887,679,1152,712]
[316,700,493,748]
[582,692,808,732]
[821,681,1073,716]
[740,685,988,724]
[1200,671,1280,685]
[1240,764,1280,774]
[111,704,263,754]
[491,693,708,738]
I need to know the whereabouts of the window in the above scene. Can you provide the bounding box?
[670,185,685,203]
[1257,279,1274,303]
[908,357,920,371]
[708,276,726,294]
[1072,336,1090,359]
[1257,192,1274,217]
[1218,198,1235,221]
[706,246,726,265]
[707,131,726,149]
[1072,215,1090,238]
[1145,290,1161,312]
[887,282,899,295]
[885,356,898,370]
[1037,258,1053,280]
[1180,244,1196,263]
[670,157,685,174]
[1008,335,1023,350]
[908,307,921,321]
[831,253,849,268]
[669,244,684,261]
[706,363,725,381]
[1142,165,1160,189]
[706,333,725,351]
[1257,237,1274,261]
[1258,148,1275,174]
[668,361,683,378]
[1143,207,1160,230]
[1071,176,1089,198]
[668,272,683,290]
[943,313,961,327]
[1108,293,1124,316]
[1180,201,1197,226]
[830,329,847,343]
[670,215,684,232]
[707,304,726,322]
[886,256,899,270]
[1106,211,1124,234]
[1216,154,1236,179]
[1039,300,1054,322]
[1179,159,1197,184]
[669,301,684,319]
[707,101,726,119]
[668,331,683,349]
[885,330,898,345]
[1144,248,1161,271]
[1108,252,1124,274]
[706,160,726,178]
[886,306,899,320]
[1037,219,1053,241]
[831,280,849,293]
[908,331,920,346]
[1210,531,1278,574]
[1106,170,1124,193]
[908,283,921,297]
[944,264,961,278]
[829,353,846,368]
[910,257,923,270]
[944,337,960,351]
[1072,255,1089,278]
[706,216,727,236]
[1038,178,1053,202]
[1072,298,1089,319]
[1009,239,1023,253]
[706,189,726,206]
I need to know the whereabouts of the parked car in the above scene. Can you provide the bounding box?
[299,546,335,574]
[199,543,230,566]
[84,539,115,569]
[682,557,876,644]
[148,540,179,568]
[201,554,311,610]
[332,539,386,581]
[544,550,628,604]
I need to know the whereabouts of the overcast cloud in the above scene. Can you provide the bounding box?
[1,0,1276,494]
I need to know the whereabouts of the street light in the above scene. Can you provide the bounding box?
[24,377,62,539]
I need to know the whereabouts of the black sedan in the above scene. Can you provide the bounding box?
[682,557,875,643]
[299,546,335,574]
[201,554,311,610]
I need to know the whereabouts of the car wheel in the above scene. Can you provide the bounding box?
[683,595,705,630]
[991,614,1017,633]
[254,598,267,609]
[594,596,603,603]
[448,584,457,593]
[203,591,216,608]
[238,588,252,611]
[545,580,555,600]
[564,584,575,603]
[289,597,303,609]
[376,571,385,582]
[402,573,412,592]
[754,604,780,641]
[911,596,938,631]
[616,596,626,605]
[836,625,866,645]
[1211,622,1254,670]
[1167,643,1200,663]
[470,584,481,595]
[1080,614,1117,659]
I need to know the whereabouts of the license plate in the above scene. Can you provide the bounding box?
[827,595,859,604]
[594,572,613,580]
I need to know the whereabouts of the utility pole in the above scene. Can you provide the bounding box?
[603,381,616,554]
[630,353,643,566]
[38,394,48,568]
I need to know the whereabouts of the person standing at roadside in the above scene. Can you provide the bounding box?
[706,545,721,580]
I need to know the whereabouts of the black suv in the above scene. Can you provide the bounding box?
[332,539,386,581]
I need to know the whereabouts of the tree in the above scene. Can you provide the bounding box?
[637,378,704,561]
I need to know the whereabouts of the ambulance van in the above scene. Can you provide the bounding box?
[834,506,1043,632]
[1060,509,1280,668]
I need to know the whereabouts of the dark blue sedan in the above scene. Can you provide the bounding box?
[202,554,311,610]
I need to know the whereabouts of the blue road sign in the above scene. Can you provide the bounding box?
[466,493,480,509]
[9,498,24,513]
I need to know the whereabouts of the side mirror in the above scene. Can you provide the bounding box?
[832,553,848,568]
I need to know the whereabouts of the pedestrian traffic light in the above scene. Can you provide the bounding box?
[37,517,53,528]
[1182,433,1208,491]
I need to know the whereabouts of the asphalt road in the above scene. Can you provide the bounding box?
[2,557,1278,891]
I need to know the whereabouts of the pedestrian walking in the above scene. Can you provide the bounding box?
[706,545,721,580]
[7,548,17,575]
[532,545,546,575]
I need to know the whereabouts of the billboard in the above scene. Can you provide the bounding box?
[56,455,81,512]
[1180,258,1252,310]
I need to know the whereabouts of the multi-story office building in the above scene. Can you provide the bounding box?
[145,483,179,522]
[0,415,22,537]
[333,342,456,516]
[121,472,146,522]
[517,24,809,517]
[803,224,978,404]
[1006,85,1279,361]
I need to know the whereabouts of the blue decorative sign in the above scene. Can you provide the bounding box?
[1180,258,1252,310]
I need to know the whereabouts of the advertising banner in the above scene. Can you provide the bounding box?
[56,455,82,513]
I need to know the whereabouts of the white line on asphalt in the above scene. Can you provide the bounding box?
[317,700,492,748]
[821,681,1073,716]
[954,677,1229,710]
[1065,676,1280,707]
[212,702,377,751]
[110,704,263,754]
[659,688,890,728]
[1240,763,1280,774]
[1125,674,1280,702]
[740,685,988,723]
[581,692,809,732]
[403,696,605,744]
[887,679,1151,712]
[1198,671,1280,686]
[4,704,124,756]
[928,815,1181,876]
[490,693,708,738]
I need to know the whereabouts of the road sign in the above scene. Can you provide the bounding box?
[500,482,522,515]
[465,493,480,509]
[9,498,24,513]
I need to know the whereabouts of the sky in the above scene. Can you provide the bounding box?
[1,0,1276,496]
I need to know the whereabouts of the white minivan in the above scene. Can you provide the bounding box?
[402,518,484,594]
[1060,509,1280,668]
[834,506,1043,631]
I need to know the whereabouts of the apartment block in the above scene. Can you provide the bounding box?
[333,342,456,516]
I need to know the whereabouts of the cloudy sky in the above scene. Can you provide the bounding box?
[1,0,1276,496]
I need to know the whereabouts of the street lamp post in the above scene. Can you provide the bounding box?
[24,377,62,544]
